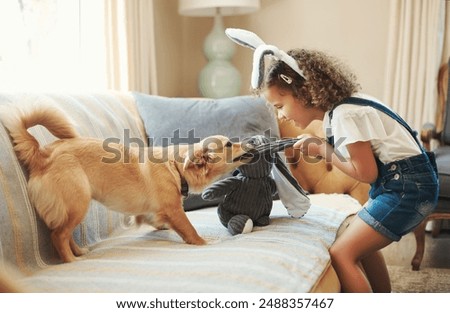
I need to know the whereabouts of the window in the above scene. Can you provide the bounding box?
[0,0,106,91]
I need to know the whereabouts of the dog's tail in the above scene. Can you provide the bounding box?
[1,104,79,168]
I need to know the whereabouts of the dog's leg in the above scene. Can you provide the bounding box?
[51,203,90,262]
[136,214,169,230]
[50,168,92,262]
[70,238,89,257]
[51,227,78,263]
[164,207,206,245]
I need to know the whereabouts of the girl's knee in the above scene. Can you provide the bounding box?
[329,242,358,265]
[329,243,345,265]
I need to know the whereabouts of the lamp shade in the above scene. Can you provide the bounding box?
[179,0,260,17]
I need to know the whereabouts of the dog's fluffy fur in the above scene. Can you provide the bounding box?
[1,104,251,262]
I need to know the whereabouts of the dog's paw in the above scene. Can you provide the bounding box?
[70,239,89,257]
[75,255,87,261]
[187,237,207,245]
[81,247,90,255]
[196,238,207,245]
[61,254,85,263]
[204,238,220,245]
[74,247,90,257]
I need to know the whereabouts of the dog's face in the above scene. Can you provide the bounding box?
[182,135,253,192]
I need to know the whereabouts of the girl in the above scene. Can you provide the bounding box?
[258,49,439,292]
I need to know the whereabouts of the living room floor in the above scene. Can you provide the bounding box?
[381,225,450,292]
[381,227,450,269]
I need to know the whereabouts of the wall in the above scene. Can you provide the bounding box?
[176,0,391,100]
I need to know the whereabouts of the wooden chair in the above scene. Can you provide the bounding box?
[411,58,450,271]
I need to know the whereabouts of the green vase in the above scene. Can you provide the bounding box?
[199,13,241,98]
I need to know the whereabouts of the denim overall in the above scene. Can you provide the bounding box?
[327,97,439,241]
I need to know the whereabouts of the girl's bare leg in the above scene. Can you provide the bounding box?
[329,216,392,292]
[361,250,391,292]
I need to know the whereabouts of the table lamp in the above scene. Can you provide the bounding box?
[179,0,260,98]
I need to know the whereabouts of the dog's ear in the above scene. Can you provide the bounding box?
[183,147,211,173]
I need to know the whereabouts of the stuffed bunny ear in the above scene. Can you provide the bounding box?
[271,152,310,218]
[225,28,266,50]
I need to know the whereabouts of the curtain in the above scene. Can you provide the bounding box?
[0,0,107,91]
[383,0,446,134]
[105,0,158,94]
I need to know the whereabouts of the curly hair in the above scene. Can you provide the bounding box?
[256,49,360,111]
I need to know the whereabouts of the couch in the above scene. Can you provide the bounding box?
[0,91,362,292]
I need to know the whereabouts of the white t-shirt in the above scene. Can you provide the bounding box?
[323,94,422,164]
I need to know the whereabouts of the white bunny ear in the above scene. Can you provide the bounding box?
[252,44,306,89]
[226,28,307,89]
[225,28,266,50]
[273,49,306,81]
[252,44,277,89]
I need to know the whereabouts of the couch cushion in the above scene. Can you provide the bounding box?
[133,94,280,210]
[0,92,145,272]
[18,194,361,292]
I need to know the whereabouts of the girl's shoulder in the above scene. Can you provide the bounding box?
[332,103,378,121]
[332,93,389,120]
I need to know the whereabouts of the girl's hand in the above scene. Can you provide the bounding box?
[293,134,328,159]
[294,136,378,184]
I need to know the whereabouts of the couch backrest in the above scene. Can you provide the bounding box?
[133,93,281,210]
[0,91,145,272]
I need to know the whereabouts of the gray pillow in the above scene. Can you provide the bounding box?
[133,93,280,210]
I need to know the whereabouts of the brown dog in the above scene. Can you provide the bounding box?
[1,104,252,262]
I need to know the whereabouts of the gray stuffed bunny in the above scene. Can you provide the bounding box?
[201,135,283,235]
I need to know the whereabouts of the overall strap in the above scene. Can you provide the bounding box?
[327,97,422,150]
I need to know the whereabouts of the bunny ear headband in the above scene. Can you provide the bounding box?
[225,28,306,89]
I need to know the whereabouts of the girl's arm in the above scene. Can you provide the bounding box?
[294,135,378,184]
